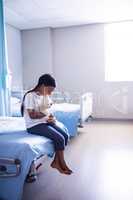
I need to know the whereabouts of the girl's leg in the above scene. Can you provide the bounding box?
[51,150,72,173]
[27,124,72,174]
[48,123,73,172]
[48,123,69,145]
[54,150,73,173]
[46,123,72,172]
[51,151,72,174]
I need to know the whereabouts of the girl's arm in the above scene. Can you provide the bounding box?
[27,109,47,119]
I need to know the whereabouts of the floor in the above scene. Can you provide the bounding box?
[22,120,133,200]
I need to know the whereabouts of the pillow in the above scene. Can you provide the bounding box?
[51,91,71,103]
[51,92,65,103]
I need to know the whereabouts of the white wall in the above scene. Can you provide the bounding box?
[6,24,23,91]
[53,24,105,92]
[53,24,133,119]
[21,24,133,119]
[22,28,53,90]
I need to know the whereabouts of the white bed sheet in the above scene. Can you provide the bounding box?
[0,117,26,133]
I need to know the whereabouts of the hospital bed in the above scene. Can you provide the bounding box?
[51,91,93,128]
[0,117,55,200]
[0,91,92,200]
[11,90,93,129]
[0,112,79,200]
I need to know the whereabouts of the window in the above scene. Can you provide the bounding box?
[104,21,133,82]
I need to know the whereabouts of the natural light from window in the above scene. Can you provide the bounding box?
[104,21,133,82]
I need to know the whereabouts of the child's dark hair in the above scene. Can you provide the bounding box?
[21,74,56,116]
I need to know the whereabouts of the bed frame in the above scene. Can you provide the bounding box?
[0,158,21,177]
[79,92,93,127]
[0,155,46,183]
[26,155,46,182]
[0,155,46,182]
[52,91,93,127]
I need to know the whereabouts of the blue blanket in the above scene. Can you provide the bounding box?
[52,103,80,136]
[0,131,54,200]
[54,111,79,136]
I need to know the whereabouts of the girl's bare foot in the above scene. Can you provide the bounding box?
[51,161,72,175]
[59,161,73,173]
[61,165,73,174]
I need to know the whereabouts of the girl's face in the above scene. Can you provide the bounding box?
[44,86,55,95]
[37,85,55,95]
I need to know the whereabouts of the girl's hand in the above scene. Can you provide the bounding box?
[46,114,56,123]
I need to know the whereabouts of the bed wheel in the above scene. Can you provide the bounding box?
[78,118,84,128]
[14,159,21,165]
[26,173,37,183]
[0,158,21,177]
[78,124,84,128]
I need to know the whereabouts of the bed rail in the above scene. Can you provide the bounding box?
[0,158,21,178]
[79,92,93,127]
[26,154,46,183]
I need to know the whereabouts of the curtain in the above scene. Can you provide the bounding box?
[0,0,10,116]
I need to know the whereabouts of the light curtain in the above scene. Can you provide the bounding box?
[0,0,10,116]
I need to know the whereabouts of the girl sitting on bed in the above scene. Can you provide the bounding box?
[21,74,72,175]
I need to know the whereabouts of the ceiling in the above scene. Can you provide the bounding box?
[4,0,133,30]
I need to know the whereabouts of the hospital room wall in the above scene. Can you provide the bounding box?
[52,24,104,92]
[6,24,23,91]
[22,24,105,117]
[52,24,133,119]
[22,28,53,90]
[53,24,106,118]
[21,24,133,119]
